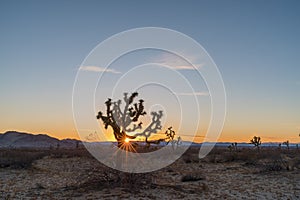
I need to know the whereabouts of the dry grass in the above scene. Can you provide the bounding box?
[1,146,299,171]
[0,146,300,199]
[199,146,300,173]
[0,149,46,168]
[0,148,92,169]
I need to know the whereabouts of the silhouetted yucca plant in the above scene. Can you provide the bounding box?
[250,136,262,151]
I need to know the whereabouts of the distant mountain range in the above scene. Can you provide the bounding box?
[0,131,80,149]
[0,131,298,149]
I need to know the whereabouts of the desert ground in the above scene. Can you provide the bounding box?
[0,147,300,199]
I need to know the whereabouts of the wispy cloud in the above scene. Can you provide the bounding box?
[168,64,204,70]
[176,92,209,96]
[79,66,121,74]
[149,53,204,70]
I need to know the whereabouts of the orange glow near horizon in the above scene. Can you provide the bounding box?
[1,125,300,143]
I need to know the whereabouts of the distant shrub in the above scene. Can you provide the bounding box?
[48,148,92,159]
[0,148,92,169]
[0,149,46,168]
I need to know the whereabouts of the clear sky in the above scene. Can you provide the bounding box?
[0,0,300,142]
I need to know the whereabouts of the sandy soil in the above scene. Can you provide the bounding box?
[0,149,300,199]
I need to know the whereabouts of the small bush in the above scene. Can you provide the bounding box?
[181,172,205,182]
[263,159,284,172]
[76,168,153,192]
[0,148,92,169]
[48,148,92,159]
[0,149,46,169]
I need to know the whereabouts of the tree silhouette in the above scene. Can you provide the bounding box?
[228,142,238,152]
[134,111,164,146]
[165,126,176,145]
[96,92,163,149]
[250,136,261,151]
[234,142,238,151]
[283,140,290,150]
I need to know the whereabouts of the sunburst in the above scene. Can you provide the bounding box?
[124,137,130,143]
[118,137,137,153]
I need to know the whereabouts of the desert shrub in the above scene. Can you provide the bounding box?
[201,147,236,163]
[0,149,47,169]
[48,148,92,159]
[235,149,259,165]
[76,167,154,192]
[294,158,300,169]
[181,172,205,182]
[134,144,162,153]
[181,147,200,163]
[262,159,284,172]
[182,154,199,163]
[257,154,287,172]
[0,148,93,169]
[222,153,236,162]
[202,147,289,165]
[185,146,201,155]
[118,172,154,191]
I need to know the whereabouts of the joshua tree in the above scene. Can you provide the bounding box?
[165,126,176,145]
[96,92,163,149]
[228,144,233,152]
[250,136,262,151]
[233,142,238,151]
[177,136,182,146]
[163,127,181,149]
[228,142,238,152]
[283,140,290,150]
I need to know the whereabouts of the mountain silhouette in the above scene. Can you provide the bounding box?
[0,131,80,149]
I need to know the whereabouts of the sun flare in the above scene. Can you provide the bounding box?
[124,137,130,143]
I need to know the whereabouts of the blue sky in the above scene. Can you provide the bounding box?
[0,0,299,142]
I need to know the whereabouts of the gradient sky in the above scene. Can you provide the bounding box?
[1,0,300,142]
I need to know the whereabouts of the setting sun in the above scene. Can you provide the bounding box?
[124,137,130,143]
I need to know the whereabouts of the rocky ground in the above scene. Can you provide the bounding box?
[0,147,300,199]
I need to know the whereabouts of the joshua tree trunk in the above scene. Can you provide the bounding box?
[109,122,135,148]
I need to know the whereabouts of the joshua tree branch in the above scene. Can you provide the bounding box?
[134,111,163,140]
